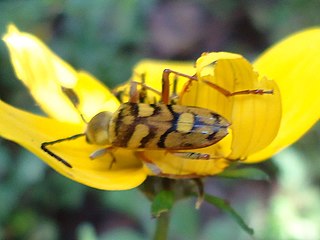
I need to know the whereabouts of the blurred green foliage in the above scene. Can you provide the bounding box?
[0,0,320,239]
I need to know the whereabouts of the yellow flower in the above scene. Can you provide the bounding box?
[1,25,319,190]
[120,53,281,177]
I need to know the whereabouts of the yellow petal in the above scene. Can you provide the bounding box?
[227,65,281,159]
[0,100,147,190]
[3,24,119,123]
[250,28,320,161]
[72,71,120,120]
[182,52,281,160]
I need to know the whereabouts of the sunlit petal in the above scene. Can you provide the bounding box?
[0,100,146,190]
[73,71,120,120]
[3,25,119,123]
[249,28,320,161]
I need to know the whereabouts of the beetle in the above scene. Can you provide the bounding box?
[41,69,272,169]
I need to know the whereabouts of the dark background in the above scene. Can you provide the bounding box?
[0,0,320,239]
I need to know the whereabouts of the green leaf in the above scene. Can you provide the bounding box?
[151,190,175,218]
[204,194,254,235]
[218,167,270,181]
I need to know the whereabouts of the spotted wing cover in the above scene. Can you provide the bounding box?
[109,102,229,149]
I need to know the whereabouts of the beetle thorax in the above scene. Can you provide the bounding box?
[85,111,113,145]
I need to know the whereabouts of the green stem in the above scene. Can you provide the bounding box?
[153,212,170,240]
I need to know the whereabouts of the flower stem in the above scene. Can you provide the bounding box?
[154,212,170,240]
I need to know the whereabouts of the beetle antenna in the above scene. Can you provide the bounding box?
[41,133,85,168]
[61,86,88,123]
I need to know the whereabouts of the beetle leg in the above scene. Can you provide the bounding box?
[162,70,273,100]
[129,71,162,104]
[129,81,162,100]
[129,79,140,103]
[201,80,274,97]
[90,146,116,169]
[161,69,197,105]
[129,69,192,105]
[169,151,227,160]
[137,73,149,103]
[161,69,273,104]
[170,151,210,160]
[136,152,209,179]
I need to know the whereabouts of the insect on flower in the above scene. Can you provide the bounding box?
[41,69,273,169]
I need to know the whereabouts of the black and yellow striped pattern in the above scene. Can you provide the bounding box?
[109,102,229,150]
